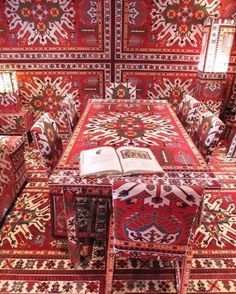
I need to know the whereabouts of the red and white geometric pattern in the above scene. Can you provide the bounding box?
[84,110,178,146]
[0,91,21,112]
[0,135,27,222]
[192,110,225,162]
[105,82,136,99]
[61,94,80,134]
[31,113,63,175]
[178,94,207,134]
[5,0,75,46]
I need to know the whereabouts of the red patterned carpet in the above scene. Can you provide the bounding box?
[0,148,236,293]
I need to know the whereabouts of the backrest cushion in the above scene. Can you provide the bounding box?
[0,138,16,220]
[61,95,80,133]
[192,110,225,162]
[31,113,63,174]
[105,82,136,100]
[0,138,14,186]
[178,94,206,132]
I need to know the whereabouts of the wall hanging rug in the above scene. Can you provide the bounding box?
[0,0,235,138]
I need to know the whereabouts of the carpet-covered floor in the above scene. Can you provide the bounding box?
[0,144,236,294]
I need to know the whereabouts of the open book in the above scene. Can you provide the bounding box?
[80,146,164,177]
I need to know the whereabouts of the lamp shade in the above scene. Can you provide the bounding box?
[0,72,18,93]
[198,19,236,73]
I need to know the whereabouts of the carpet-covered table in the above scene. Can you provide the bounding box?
[49,99,218,263]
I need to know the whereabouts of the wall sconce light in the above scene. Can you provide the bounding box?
[0,71,18,93]
[198,19,236,73]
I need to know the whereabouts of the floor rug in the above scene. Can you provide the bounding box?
[209,142,236,173]
[1,185,236,293]
[1,145,236,293]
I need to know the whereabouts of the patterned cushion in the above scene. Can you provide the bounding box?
[105,82,136,100]
[0,91,21,112]
[0,135,26,175]
[112,181,203,249]
[0,135,27,221]
[0,138,14,186]
[178,94,206,133]
[61,94,80,133]
[0,140,15,221]
[192,110,225,162]
[31,113,63,175]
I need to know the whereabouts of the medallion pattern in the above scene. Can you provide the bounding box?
[5,0,75,46]
[117,65,197,109]
[150,0,220,48]
[20,75,78,133]
[116,0,221,61]
[147,78,195,110]
[0,0,111,60]
[84,111,178,146]
[18,68,109,134]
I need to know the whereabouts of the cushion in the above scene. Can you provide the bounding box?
[178,94,206,133]
[105,82,136,100]
[61,94,80,133]
[0,135,27,221]
[31,113,63,174]
[192,110,225,162]
[0,139,15,221]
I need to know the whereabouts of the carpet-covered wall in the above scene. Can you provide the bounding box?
[0,0,235,135]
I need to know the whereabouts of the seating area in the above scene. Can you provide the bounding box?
[0,72,34,147]
[178,94,226,162]
[0,2,235,294]
[106,181,204,294]
[0,88,235,294]
[0,135,27,223]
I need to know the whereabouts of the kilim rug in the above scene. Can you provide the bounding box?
[0,148,236,293]
[209,142,236,190]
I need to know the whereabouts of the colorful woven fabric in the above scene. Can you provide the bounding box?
[106,180,204,294]
[0,135,24,153]
[61,94,80,134]
[0,140,14,222]
[0,135,27,222]
[192,110,225,162]
[105,82,136,99]
[0,108,34,146]
[0,91,21,112]
[112,181,203,248]
[178,94,206,133]
[226,128,236,158]
[31,113,63,175]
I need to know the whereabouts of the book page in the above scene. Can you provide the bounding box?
[80,146,122,176]
[116,146,164,175]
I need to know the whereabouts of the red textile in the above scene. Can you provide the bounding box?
[59,99,207,172]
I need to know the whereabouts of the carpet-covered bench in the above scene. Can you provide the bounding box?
[0,135,27,223]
